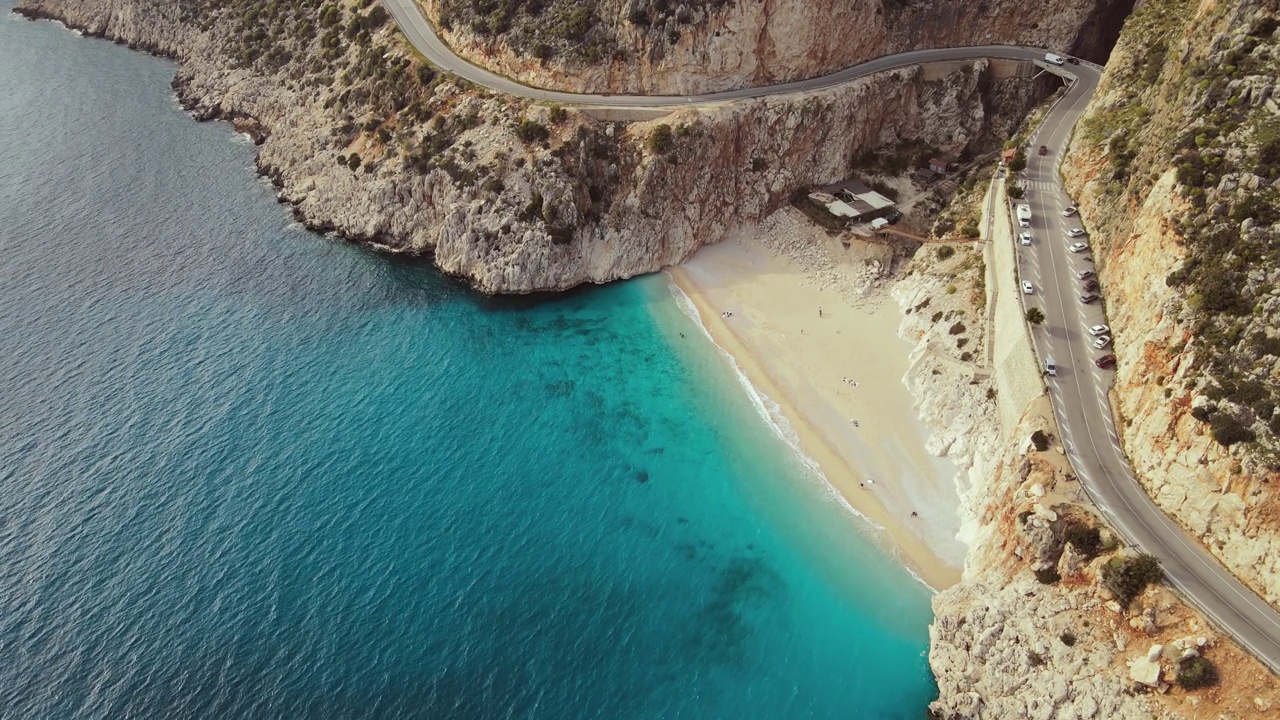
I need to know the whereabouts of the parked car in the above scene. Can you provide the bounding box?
[1081,255,1094,264]
[1067,57,1081,65]
[1069,242,1089,253]
[1038,145,1048,156]
[1076,269,1095,280]
[886,210,903,224]
[1094,353,1116,368]
[1019,232,1033,246]
[1061,206,1077,217]
[1083,280,1099,292]
[1022,281,1035,294]
[1067,228,1087,237]
[1093,335,1113,349]
[1080,293,1099,304]
[1088,324,1110,336]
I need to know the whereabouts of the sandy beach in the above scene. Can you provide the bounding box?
[667,210,967,589]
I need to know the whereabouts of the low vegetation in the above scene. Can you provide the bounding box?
[435,0,729,63]
[1102,553,1162,604]
[1176,656,1218,689]
[1077,0,1280,465]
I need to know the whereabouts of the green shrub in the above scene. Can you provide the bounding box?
[1034,567,1061,584]
[1210,413,1255,447]
[1064,524,1103,558]
[1030,430,1050,452]
[1176,656,1217,690]
[647,124,674,155]
[936,245,956,260]
[1059,631,1076,647]
[516,118,550,143]
[1102,554,1162,604]
[1025,307,1045,325]
[948,321,966,335]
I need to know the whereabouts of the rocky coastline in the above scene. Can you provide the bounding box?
[14,0,1040,294]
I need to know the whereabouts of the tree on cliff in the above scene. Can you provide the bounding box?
[1102,553,1162,604]
[647,124,674,155]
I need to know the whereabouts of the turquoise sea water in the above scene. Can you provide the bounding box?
[0,6,936,717]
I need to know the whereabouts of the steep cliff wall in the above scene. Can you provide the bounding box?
[14,0,1039,294]
[424,0,1136,94]
[1062,0,1280,604]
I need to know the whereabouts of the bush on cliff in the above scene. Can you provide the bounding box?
[1102,553,1162,604]
[516,118,550,143]
[1064,524,1103,558]
[1176,656,1218,690]
[647,124,674,155]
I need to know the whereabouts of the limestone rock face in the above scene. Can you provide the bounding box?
[1061,0,1280,605]
[14,0,1039,295]
[422,0,1134,94]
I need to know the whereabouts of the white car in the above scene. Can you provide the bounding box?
[1067,228,1087,237]
[1092,335,1113,349]
[1061,207,1077,217]
[1022,281,1034,294]
[1069,242,1089,253]
[1088,324,1110,336]
[1019,233,1033,246]
[1076,269,1095,280]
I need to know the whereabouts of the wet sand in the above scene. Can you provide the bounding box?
[666,219,967,589]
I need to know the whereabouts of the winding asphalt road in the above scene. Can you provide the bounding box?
[1018,70,1280,672]
[387,0,1070,107]
[385,0,1280,673]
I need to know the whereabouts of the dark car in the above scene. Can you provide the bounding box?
[1079,293,1099,304]
[1038,145,1048,156]
[1082,280,1099,292]
[1067,57,1081,65]
[1094,354,1116,369]
[886,210,903,225]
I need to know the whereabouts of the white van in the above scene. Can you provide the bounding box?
[1044,53,1066,66]
[1045,357,1058,377]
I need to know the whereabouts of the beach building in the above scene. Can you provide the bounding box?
[815,178,898,223]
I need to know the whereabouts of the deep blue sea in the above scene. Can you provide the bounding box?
[0,5,936,718]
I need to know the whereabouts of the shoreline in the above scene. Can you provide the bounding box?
[663,212,967,590]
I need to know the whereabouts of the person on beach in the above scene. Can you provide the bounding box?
[819,307,823,317]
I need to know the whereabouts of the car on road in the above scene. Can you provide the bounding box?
[1069,242,1089,253]
[1080,293,1099,304]
[1067,228,1087,237]
[1038,145,1048,156]
[1067,57,1081,65]
[886,210,903,224]
[1081,255,1094,263]
[1088,324,1110,336]
[1019,232,1033,246]
[1093,335,1113,349]
[1094,354,1116,368]
[1083,279,1099,292]
[1061,206,1077,217]
[1076,269,1095,280]
[1022,281,1034,294]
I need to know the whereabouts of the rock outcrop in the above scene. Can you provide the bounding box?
[424,0,1136,94]
[15,0,1042,294]
[1062,0,1280,604]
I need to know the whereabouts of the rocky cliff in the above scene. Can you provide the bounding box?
[424,0,1136,94]
[1062,0,1280,605]
[894,191,1278,719]
[14,0,1042,294]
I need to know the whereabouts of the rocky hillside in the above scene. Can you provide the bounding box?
[1062,0,1280,604]
[14,0,1042,294]
[423,0,1137,93]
